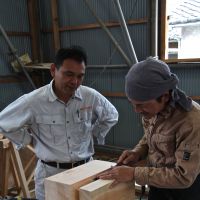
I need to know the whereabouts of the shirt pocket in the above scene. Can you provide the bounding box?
[36,115,66,145]
[72,110,92,142]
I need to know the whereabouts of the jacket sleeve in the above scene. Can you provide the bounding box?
[0,95,33,148]
[134,118,200,188]
[133,134,149,160]
[91,94,118,144]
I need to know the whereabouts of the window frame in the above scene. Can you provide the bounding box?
[159,0,200,63]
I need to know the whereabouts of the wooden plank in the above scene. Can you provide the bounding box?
[50,0,60,53]
[163,58,200,63]
[10,143,30,198]
[6,31,31,37]
[0,76,26,84]
[160,0,167,60]
[45,160,115,200]
[42,18,148,33]
[0,140,11,196]
[27,0,41,62]
[10,155,20,193]
[79,179,135,200]
[25,63,52,70]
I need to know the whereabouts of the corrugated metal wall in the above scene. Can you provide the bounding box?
[0,0,33,110]
[1,0,200,149]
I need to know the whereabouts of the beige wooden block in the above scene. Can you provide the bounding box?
[0,133,3,139]
[45,160,115,200]
[79,179,135,200]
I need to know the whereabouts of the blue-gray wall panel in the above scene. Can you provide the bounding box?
[83,68,112,91]
[60,0,111,26]
[109,98,143,148]
[60,32,71,48]
[109,23,150,65]
[115,0,148,20]
[38,0,52,30]
[0,0,29,32]
[0,1,34,113]
[170,64,200,96]
[0,82,32,111]
[111,68,128,92]
[70,29,111,65]
[40,33,54,62]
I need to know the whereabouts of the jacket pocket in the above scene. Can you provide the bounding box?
[36,115,66,145]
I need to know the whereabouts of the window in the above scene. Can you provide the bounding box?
[160,0,200,62]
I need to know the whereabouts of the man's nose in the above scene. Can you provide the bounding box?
[71,76,78,84]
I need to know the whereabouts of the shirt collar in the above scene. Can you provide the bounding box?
[48,80,57,102]
[48,80,83,102]
[74,87,83,100]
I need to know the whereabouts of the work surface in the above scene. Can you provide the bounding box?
[45,160,135,200]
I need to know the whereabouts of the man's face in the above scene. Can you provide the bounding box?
[129,94,169,119]
[50,59,85,100]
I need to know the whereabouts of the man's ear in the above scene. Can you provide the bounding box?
[163,91,170,103]
[50,64,56,78]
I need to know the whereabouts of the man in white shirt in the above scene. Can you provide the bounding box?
[0,46,118,200]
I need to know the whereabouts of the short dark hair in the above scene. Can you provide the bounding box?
[54,46,87,69]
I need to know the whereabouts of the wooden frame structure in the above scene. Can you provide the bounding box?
[0,136,36,197]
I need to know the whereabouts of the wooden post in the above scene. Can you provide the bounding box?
[0,139,11,196]
[10,144,31,198]
[27,0,41,63]
[50,0,60,54]
[160,0,168,60]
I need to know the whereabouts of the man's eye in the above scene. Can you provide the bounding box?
[65,73,73,76]
[78,75,84,79]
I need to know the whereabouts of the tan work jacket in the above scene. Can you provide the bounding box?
[134,101,200,188]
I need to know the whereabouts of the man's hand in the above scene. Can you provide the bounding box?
[118,150,140,165]
[98,166,135,187]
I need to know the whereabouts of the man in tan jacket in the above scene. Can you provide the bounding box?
[99,57,200,200]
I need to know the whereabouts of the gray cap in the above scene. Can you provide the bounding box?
[125,57,179,101]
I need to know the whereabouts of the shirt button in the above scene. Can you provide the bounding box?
[52,121,55,123]
[67,121,69,123]
[68,137,71,140]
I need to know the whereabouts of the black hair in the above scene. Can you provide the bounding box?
[156,95,163,103]
[54,46,87,69]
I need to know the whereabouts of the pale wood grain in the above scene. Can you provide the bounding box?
[79,179,135,200]
[45,160,115,200]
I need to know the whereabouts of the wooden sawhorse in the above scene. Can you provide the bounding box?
[0,134,36,198]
